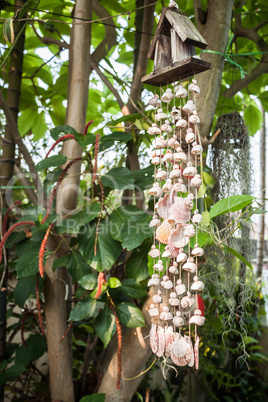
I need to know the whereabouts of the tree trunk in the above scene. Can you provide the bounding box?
[256,107,266,279]
[44,1,92,401]
[194,0,235,139]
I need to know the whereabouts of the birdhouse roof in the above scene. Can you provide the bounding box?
[148,7,208,60]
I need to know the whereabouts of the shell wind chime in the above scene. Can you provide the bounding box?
[142,1,212,370]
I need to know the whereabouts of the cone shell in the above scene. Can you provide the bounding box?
[156,219,171,244]
[171,333,192,366]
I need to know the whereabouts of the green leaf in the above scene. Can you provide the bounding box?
[116,302,145,328]
[78,221,122,272]
[109,205,144,242]
[202,171,215,189]
[259,92,268,112]
[52,255,69,271]
[32,111,47,141]
[205,316,222,333]
[132,165,154,191]
[35,155,67,171]
[50,125,77,140]
[18,107,38,136]
[78,274,98,290]
[101,131,132,143]
[16,251,40,278]
[66,250,91,282]
[244,103,263,135]
[3,17,14,44]
[94,307,116,347]
[121,279,147,299]
[13,275,43,308]
[121,213,153,250]
[15,334,46,367]
[69,298,98,321]
[224,245,253,270]
[126,241,150,281]
[56,203,101,234]
[80,394,106,402]
[0,364,26,386]
[210,195,255,218]
[243,335,258,346]
[74,133,96,148]
[18,0,36,18]
[107,277,121,288]
[102,167,134,190]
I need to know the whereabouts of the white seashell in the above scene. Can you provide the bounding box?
[162,246,172,258]
[161,121,172,132]
[149,304,159,316]
[156,326,165,357]
[183,162,197,178]
[185,336,194,367]
[173,314,185,327]
[149,215,161,228]
[149,95,160,108]
[192,212,203,224]
[169,1,178,8]
[190,174,202,188]
[182,100,196,113]
[148,276,160,286]
[189,114,199,124]
[148,182,162,197]
[175,84,188,99]
[181,295,195,308]
[176,118,188,128]
[170,224,189,248]
[161,88,174,103]
[148,246,160,259]
[167,137,176,147]
[153,294,163,304]
[163,151,173,162]
[191,243,204,257]
[170,107,181,120]
[184,224,195,238]
[194,336,200,370]
[174,180,187,193]
[162,280,173,290]
[193,84,200,93]
[185,130,195,144]
[151,156,160,165]
[162,179,173,193]
[148,123,161,136]
[182,257,197,274]
[189,315,205,326]
[191,143,203,155]
[173,140,180,149]
[169,265,178,274]
[173,150,187,163]
[171,333,192,366]
[177,249,187,263]
[156,168,168,180]
[155,108,167,121]
[150,324,158,353]
[169,296,180,306]
[153,259,164,272]
[191,279,205,291]
[156,193,173,219]
[176,283,186,296]
[155,136,167,149]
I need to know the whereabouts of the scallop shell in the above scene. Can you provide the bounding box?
[148,246,160,259]
[170,224,189,248]
[150,324,158,353]
[156,326,165,357]
[167,236,180,258]
[165,326,175,358]
[194,336,200,370]
[171,333,192,366]
[186,336,194,367]
[171,198,191,224]
[176,283,186,296]
[189,315,205,326]
[156,194,174,219]
[156,219,171,244]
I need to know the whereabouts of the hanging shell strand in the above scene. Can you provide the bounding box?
[148,79,205,370]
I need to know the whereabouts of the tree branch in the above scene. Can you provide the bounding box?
[31,23,69,50]
[0,90,43,195]
[91,0,117,68]
[254,20,268,32]
[126,0,155,114]
[93,64,124,109]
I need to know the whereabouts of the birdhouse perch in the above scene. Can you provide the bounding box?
[142,5,211,86]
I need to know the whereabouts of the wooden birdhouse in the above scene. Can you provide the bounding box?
[142,5,211,86]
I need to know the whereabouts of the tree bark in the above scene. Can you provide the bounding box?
[44,1,93,401]
[98,295,152,401]
[256,108,266,279]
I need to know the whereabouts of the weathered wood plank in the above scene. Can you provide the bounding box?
[141,57,212,86]
[148,7,168,60]
[166,9,208,49]
[171,28,195,63]
[154,34,172,71]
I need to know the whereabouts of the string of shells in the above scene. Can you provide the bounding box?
[147,78,205,370]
